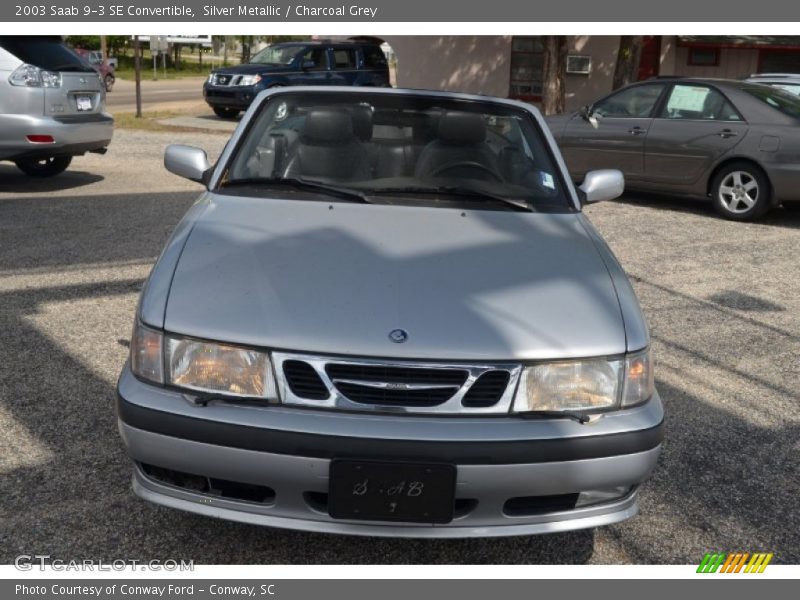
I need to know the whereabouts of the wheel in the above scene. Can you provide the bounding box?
[14,155,72,178]
[212,106,240,119]
[711,162,771,221]
[104,74,115,92]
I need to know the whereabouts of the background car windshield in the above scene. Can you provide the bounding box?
[742,84,800,118]
[250,44,302,65]
[223,92,570,210]
[0,36,94,72]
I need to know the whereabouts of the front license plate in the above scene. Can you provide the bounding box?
[76,95,93,111]
[329,460,456,524]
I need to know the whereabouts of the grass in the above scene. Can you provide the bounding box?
[113,50,240,81]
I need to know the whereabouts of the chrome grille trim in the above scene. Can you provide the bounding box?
[272,352,522,415]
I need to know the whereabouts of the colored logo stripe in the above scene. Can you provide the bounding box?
[697,552,773,573]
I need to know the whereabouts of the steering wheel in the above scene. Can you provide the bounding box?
[431,161,503,182]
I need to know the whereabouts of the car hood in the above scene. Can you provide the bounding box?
[212,63,293,75]
[163,195,627,361]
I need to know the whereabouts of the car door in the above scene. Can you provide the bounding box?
[644,83,749,186]
[292,46,333,85]
[559,83,666,182]
[329,47,359,85]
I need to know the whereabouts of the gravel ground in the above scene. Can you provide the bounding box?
[0,128,798,564]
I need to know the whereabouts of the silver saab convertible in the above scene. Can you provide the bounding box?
[117,87,663,538]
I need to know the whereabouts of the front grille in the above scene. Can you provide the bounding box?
[326,364,468,407]
[334,381,458,407]
[462,370,511,407]
[326,364,468,386]
[283,360,329,400]
[274,352,521,414]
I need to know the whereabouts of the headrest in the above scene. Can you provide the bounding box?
[350,105,374,142]
[302,109,354,144]
[437,111,486,145]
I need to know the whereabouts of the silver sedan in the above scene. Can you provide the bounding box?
[117,87,663,538]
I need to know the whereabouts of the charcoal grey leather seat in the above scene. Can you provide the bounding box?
[415,111,502,181]
[284,109,371,181]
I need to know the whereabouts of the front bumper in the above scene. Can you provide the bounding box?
[203,84,258,110]
[0,113,113,161]
[117,365,663,538]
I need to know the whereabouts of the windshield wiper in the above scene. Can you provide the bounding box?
[222,177,373,204]
[371,186,533,212]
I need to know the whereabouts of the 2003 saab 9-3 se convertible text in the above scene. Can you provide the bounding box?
[116,87,664,538]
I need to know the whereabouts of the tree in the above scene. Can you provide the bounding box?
[541,36,567,116]
[612,36,644,90]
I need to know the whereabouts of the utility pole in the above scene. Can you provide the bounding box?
[100,35,108,63]
[134,36,142,118]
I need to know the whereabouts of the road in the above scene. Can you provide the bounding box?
[106,77,206,112]
[0,128,798,564]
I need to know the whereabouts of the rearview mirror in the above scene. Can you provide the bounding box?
[164,144,211,184]
[579,105,599,129]
[579,169,624,205]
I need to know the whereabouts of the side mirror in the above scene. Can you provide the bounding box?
[579,169,624,205]
[302,60,316,70]
[164,144,212,184]
[579,105,599,129]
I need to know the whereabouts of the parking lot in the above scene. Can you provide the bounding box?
[1,127,798,564]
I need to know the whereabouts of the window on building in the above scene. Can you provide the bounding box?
[687,47,720,67]
[510,37,544,100]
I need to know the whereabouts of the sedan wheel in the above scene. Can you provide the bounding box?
[711,163,770,221]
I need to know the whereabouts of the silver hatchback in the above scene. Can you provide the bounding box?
[117,87,663,538]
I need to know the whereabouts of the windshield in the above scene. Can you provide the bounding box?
[742,83,800,118]
[221,92,571,211]
[249,44,303,66]
[0,36,95,72]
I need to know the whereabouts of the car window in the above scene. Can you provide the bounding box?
[222,92,572,212]
[363,46,388,69]
[768,83,800,96]
[660,84,742,121]
[301,47,328,71]
[592,84,665,118]
[0,36,94,72]
[250,44,303,66]
[333,49,357,70]
[741,84,800,118]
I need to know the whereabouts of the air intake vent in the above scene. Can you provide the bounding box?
[462,370,511,407]
[283,360,329,400]
[326,364,468,386]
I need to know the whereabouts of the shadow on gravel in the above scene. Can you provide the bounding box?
[613,191,800,229]
[0,164,104,194]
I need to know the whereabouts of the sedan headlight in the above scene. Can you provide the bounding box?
[236,74,261,86]
[130,323,278,400]
[512,349,653,414]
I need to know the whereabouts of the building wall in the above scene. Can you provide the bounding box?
[384,36,514,98]
[672,47,760,78]
[384,35,622,111]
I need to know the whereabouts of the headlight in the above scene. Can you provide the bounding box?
[130,323,164,384]
[9,64,61,88]
[236,74,261,86]
[166,336,277,399]
[512,349,653,414]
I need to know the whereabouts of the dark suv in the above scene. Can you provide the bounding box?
[203,41,390,118]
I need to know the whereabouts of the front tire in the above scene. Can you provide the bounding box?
[104,74,115,92]
[711,162,771,221]
[212,106,240,119]
[14,155,72,178]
